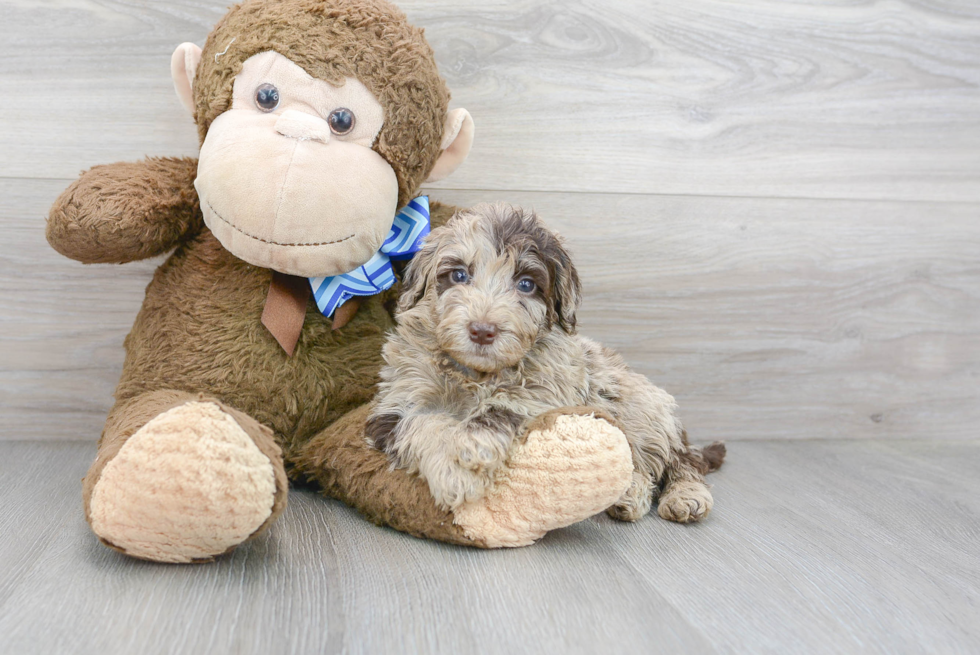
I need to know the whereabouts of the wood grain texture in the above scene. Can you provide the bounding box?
[4,179,977,441]
[1,178,163,440]
[0,0,978,200]
[0,440,977,654]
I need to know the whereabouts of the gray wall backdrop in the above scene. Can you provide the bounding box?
[2,0,978,441]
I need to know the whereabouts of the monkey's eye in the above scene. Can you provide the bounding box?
[255,84,280,112]
[328,108,356,135]
[516,277,536,294]
[450,269,469,284]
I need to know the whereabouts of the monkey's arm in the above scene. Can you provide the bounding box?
[294,405,479,546]
[47,157,203,264]
[294,404,636,548]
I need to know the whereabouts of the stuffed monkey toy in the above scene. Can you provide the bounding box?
[46,0,634,563]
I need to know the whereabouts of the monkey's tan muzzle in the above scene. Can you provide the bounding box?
[195,110,399,278]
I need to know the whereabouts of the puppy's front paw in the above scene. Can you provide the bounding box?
[606,471,654,522]
[425,461,491,511]
[657,480,713,523]
[456,427,509,473]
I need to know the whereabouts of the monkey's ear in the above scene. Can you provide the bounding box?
[171,43,203,116]
[425,109,474,183]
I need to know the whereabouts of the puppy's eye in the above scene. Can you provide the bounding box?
[255,83,280,112]
[450,269,469,284]
[516,277,536,294]
[328,108,356,134]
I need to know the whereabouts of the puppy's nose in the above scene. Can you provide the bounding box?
[468,322,498,345]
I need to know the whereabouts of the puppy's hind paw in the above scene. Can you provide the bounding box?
[606,471,654,522]
[657,480,713,523]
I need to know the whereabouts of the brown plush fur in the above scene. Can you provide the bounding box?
[195,0,449,209]
[47,157,201,264]
[103,197,449,456]
[46,0,479,557]
[48,150,474,547]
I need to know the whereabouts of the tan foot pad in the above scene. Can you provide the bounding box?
[453,413,633,548]
[89,402,277,563]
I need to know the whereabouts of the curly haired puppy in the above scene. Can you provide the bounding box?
[367,203,725,523]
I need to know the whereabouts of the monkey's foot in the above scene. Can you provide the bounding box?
[88,401,278,563]
[453,410,633,547]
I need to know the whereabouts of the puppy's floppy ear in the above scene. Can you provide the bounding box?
[546,234,582,333]
[397,238,440,313]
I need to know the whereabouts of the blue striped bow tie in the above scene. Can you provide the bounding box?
[309,196,431,318]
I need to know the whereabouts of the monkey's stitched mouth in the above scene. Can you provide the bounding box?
[206,200,355,247]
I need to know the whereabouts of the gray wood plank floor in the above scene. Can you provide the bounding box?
[0,440,977,655]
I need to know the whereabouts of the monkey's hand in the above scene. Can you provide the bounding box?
[452,407,634,547]
[47,157,203,264]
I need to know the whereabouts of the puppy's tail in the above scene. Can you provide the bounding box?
[700,441,727,473]
[682,441,727,475]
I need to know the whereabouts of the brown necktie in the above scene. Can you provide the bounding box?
[261,272,361,356]
[261,272,310,357]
